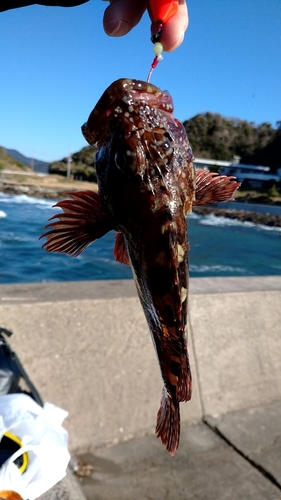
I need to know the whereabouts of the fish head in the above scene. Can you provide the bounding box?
[81,78,174,147]
[81,78,195,215]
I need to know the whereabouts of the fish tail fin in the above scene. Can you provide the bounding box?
[40,190,112,256]
[194,169,241,206]
[156,388,180,456]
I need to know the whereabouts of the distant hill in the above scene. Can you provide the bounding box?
[0,147,30,171]
[183,113,280,169]
[51,114,280,182]
[241,126,281,171]
[4,113,279,182]
[4,148,50,173]
[49,146,97,182]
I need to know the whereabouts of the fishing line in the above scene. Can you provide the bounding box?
[147,0,179,82]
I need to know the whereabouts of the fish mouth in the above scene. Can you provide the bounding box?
[81,78,174,147]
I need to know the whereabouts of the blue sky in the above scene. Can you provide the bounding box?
[1,0,280,163]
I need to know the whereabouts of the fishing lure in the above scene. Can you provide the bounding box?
[147,0,180,81]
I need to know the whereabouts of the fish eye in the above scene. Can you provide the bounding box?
[114,148,137,174]
[162,137,172,149]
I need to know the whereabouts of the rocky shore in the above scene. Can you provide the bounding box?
[193,206,281,227]
[1,179,281,227]
[0,177,98,200]
[0,181,69,199]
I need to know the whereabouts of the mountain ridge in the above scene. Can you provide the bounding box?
[4,148,50,173]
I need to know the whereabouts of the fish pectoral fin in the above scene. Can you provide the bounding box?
[40,190,113,257]
[193,169,241,206]
[113,232,130,265]
[156,388,180,456]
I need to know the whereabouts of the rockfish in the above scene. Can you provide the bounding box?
[41,79,240,455]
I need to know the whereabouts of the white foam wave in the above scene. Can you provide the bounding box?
[200,214,255,228]
[1,232,30,242]
[199,213,281,233]
[0,193,56,208]
[0,210,7,218]
[188,212,201,220]
[257,224,281,233]
[190,264,246,273]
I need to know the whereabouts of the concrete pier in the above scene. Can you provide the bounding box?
[0,276,281,499]
[1,276,280,450]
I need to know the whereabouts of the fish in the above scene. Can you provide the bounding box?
[40,78,240,455]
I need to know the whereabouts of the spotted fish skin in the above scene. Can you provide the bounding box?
[84,79,194,455]
[41,79,240,455]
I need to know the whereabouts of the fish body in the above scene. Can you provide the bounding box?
[41,79,240,455]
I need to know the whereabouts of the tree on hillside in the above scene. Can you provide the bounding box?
[241,125,281,170]
[183,113,276,163]
[49,146,97,181]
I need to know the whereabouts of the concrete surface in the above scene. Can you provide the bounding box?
[40,400,281,500]
[0,275,281,303]
[77,420,281,500]
[39,471,86,500]
[0,277,281,499]
[0,296,202,449]
[206,400,281,487]
[189,289,281,416]
[1,277,280,452]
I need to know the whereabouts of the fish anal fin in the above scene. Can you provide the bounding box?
[194,169,241,206]
[156,388,180,456]
[40,190,112,257]
[113,232,130,265]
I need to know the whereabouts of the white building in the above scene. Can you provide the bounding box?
[193,158,232,171]
[218,164,281,188]
[193,157,281,188]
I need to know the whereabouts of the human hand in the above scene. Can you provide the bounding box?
[103,0,188,52]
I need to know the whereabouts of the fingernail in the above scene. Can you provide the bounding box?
[108,20,130,36]
[176,30,185,48]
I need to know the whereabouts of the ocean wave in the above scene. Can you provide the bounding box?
[199,213,281,233]
[0,210,7,218]
[188,212,201,220]
[190,264,246,273]
[257,224,281,233]
[199,214,255,228]
[0,233,31,242]
[0,193,56,207]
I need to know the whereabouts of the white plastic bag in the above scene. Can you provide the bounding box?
[0,393,70,499]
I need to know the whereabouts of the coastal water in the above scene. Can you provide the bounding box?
[0,192,280,284]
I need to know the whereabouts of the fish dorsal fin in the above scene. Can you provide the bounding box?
[40,190,112,257]
[113,232,130,265]
[194,170,241,206]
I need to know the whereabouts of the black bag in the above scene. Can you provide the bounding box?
[0,326,43,406]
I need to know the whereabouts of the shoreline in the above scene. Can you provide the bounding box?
[0,177,98,200]
[193,206,281,227]
[1,180,281,227]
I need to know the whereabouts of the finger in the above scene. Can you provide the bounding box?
[151,1,189,52]
[103,0,147,37]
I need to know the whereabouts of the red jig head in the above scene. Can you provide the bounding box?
[147,0,179,82]
[150,0,179,25]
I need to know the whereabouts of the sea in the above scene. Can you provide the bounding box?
[0,192,280,284]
